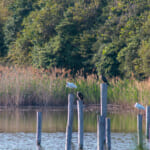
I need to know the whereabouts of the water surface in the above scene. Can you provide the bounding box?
[0,132,141,150]
[0,108,148,150]
[0,108,138,133]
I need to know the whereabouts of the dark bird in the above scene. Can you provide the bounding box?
[77,91,84,101]
[100,74,109,85]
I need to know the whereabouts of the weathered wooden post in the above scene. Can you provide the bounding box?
[36,112,42,146]
[65,94,74,150]
[77,100,84,150]
[97,115,105,150]
[100,83,107,117]
[137,114,143,148]
[97,83,111,150]
[146,106,150,139]
[106,118,111,150]
[100,83,108,149]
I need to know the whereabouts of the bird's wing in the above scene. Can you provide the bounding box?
[138,104,145,110]
[71,83,77,88]
[135,103,145,110]
[66,82,77,88]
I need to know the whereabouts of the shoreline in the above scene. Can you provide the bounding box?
[0,104,143,114]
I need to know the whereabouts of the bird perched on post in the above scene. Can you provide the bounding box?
[77,91,84,103]
[134,102,145,110]
[66,82,77,93]
[66,82,77,89]
[100,74,109,85]
[134,102,145,115]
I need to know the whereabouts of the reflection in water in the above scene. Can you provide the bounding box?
[36,145,44,150]
[0,108,149,150]
[0,108,141,133]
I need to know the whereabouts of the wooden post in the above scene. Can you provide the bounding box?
[65,94,74,150]
[146,106,150,139]
[97,115,105,150]
[137,114,143,148]
[100,83,107,117]
[77,100,84,150]
[106,118,111,150]
[36,112,42,146]
[100,83,107,148]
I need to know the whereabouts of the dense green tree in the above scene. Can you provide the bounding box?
[0,22,6,57]
[94,0,150,78]
[17,0,102,76]
[95,42,121,78]
[0,0,150,79]
[79,30,96,77]
[138,40,150,78]
[36,8,82,75]
[4,0,37,47]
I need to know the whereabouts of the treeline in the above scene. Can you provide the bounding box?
[0,0,150,79]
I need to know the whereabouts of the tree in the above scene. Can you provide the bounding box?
[4,0,37,47]
[96,43,121,78]
[1,0,150,79]
[79,30,96,77]
[117,37,140,78]
[7,0,67,65]
[138,40,150,78]
[0,22,6,57]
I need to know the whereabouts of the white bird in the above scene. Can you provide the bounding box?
[134,102,145,110]
[66,82,77,89]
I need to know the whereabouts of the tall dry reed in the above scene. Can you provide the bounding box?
[0,66,68,106]
[0,66,150,106]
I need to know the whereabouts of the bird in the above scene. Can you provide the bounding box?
[77,91,84,101]
[66,82,77,89]
[134,102,145,110]
[77,91,84,104]
[100,74,109,85]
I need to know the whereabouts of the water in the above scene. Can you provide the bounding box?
[0,108,148,150]
[0,132,139,150]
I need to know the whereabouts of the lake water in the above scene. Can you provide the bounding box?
[0,107,149,150]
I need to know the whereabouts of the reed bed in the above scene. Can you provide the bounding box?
[0,66,68,106]
[0,65,149,106]
[108,78,150,106]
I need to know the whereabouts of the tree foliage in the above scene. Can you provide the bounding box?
[0,0,150,79]
[0,22,6,57]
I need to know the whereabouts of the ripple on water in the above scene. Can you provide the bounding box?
[0,132,146,150]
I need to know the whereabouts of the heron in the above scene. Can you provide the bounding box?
[66,82,77,89]
[134,102,145,115]
[134,102,145,110]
